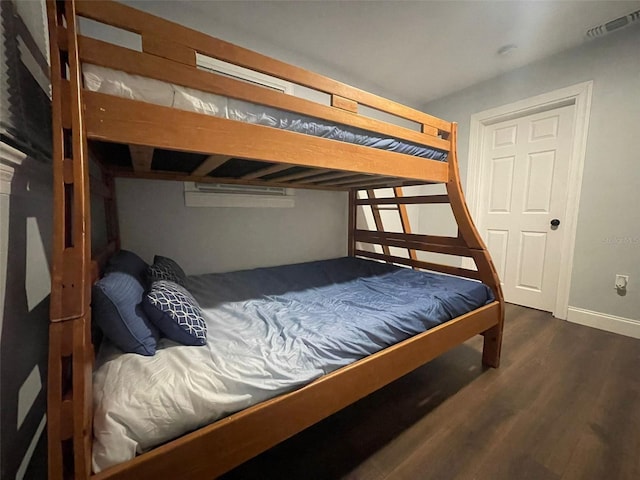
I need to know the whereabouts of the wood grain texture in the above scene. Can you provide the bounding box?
[77,36,448,151]
[142,34,196,66]
[111,168,346,192]
[356,194,450,205]
[354,249,482,281]
[190,154,232,176]
[83,92,450,183]
[348,190,356,257]
[394,187,418,261]
[332,95,358,113]
[365,190,390,256]
[241,164,292,180]
[221,304,640,480]
[128,145,154,172]
[295,170,360,185]
[354,230,473,257]
[444,123,504,366]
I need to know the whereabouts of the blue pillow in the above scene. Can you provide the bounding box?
[93,272,158,355]
[105,250,149,285]
[143,280,207,346]
[147,255,187,287]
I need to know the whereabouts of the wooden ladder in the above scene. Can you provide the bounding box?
[365,187,418,262]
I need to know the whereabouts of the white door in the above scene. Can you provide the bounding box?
[478,104,575,312]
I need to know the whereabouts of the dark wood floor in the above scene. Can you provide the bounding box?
[221,304,640,480]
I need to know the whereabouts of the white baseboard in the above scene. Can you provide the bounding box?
[567,307,640,339]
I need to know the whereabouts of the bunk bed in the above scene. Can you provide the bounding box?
[45,1,505,479]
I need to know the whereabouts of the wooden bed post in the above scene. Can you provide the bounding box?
[47,1,94,479]
[445,123,504,367]
[348,189,356,256]
[104,171,121,251]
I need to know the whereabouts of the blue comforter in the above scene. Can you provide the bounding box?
[92,257,493,471]
[189,257,493,375]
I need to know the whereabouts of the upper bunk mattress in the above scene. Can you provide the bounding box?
[83,64,448,161]
[92,257,492,472]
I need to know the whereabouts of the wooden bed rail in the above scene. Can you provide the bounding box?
[75,35,448,153]
[55,0,457,189]
[74,0,450,137]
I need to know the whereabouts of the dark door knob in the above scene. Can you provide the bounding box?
[550,219,561,227]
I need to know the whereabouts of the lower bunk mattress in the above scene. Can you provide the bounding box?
[92,257,494,472]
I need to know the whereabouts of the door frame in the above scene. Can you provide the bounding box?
[465,81,593,319]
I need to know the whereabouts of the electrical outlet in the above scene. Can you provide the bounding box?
[615,274,629,290]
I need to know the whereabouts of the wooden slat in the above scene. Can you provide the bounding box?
[242,164,293,180]
[111,168,347,192]
[356,230,465,247]
[191,154,232,176]
[337,177,403,189]
[314,174,369,186]
[355,194,450,205]
[354,249,482,281]
[354,230,473,257]
[103,172,121,250]
[142,34,196,66]
[62,158,73,184]
[345,180,428,191]
[75,0,452,133]
[47,0,67,326]
[365,189,390,256]
[331,95,358,113]
[77,36,450,151]
[348,190,356,257]
[56,26,68,51]
[422,124,438,136]
[83,92,451,183]
[395,187,416,263]
[60,80,71,129]
[128,145,154,172]
[91,301,500,480]
[296,171,361,185]
[272,168,331,183]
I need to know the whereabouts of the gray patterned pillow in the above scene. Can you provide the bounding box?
[147,255,187,287]
[142,280,207,346]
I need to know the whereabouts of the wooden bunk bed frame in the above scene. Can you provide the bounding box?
[45,1,504,479]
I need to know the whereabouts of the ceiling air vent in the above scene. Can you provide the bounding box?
[586,10,640,39]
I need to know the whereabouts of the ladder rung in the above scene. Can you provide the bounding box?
[356,194,450,206]
[371,205,400,211]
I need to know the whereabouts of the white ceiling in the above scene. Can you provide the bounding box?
[133,1,640,107]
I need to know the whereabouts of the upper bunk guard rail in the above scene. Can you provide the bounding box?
[82,91,450,184]
[66,0,454,186]
[74,0,450,136]
[75,35,450,152]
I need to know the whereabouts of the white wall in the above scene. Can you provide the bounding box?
[117,179,348,274]
[422,27,640,321]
